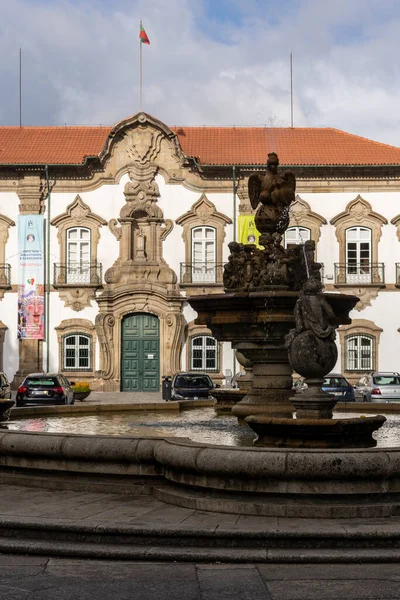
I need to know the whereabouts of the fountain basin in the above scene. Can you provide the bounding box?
[1,425,400,518]
[245,414,386,448]
[0,400,15,423]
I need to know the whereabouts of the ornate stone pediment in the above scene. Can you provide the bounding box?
[176,194,231,227]
[288,195,327,244]
[52,195,107,231]
[97,113,187,185]
[331,195,387,235]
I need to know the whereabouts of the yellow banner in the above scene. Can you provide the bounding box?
[238,215,261,247]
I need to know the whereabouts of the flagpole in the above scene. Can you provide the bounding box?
[290,51,294,128]
[139,26,143,111]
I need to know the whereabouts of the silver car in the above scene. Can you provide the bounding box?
[356,372,400,402]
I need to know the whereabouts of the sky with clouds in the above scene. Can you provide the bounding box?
[1,0,400,145]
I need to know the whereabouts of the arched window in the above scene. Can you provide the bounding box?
[345,334,374,372]
[66,227,91,284]
[191,227,216,282]
[63,333,91,371]
[284,226,311,249]
[345,227,371,283]
[190,335,218,372]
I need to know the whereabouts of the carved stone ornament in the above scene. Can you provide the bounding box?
[288,195,327,245]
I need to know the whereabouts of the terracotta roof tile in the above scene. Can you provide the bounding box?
[1,124,400,167]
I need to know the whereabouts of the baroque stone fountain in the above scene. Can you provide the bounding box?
[189,152,385,448]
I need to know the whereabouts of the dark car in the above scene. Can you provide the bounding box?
[293,373,355,401]
[0,372,11,400]
[322,373,355,401]
[170,372,218,400]
[16,373,75,407]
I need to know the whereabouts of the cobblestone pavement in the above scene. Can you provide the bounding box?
[1,554,400,599]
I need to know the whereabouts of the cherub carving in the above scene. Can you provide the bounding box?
[285,276,336,350]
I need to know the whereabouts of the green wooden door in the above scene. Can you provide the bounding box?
[121,314,160,392]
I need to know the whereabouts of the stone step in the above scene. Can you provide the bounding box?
[0,517,400,557]
[0,536,400,563]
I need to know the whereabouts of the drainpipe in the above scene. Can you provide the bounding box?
[45,166,51,373]
[232,165,237,242]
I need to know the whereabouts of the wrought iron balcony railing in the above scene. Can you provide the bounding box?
[53,263,102,286]
[334,263,385,285]
[180,263,224,285]
[0,264,11,286]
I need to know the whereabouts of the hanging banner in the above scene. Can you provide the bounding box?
[238,215,262,248]
[18,215,45,339]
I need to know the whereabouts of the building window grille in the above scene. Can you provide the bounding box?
[190,335,218,372]
[63,334,91,371]
[345,334,374,371]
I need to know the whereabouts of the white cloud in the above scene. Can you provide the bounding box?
[1,0,400,145]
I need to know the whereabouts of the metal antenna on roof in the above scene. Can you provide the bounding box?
[290,51,294,128]
[19,47,22,128]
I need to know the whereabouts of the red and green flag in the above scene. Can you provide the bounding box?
[139,21,150,45]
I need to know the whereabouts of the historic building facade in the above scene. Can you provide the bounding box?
[1,113,400,389]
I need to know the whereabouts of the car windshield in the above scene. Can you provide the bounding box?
[25,378,58,387]
[373,376,400,386]
[323,377,349,388]
[175,375,212,388]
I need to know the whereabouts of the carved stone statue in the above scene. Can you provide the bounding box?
[248,152,296,235]
[285,276,337,379]
[135,228,146,261]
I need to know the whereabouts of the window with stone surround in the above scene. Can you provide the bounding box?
[56,319,96,375]
[339,319,381,376]
[176,194,231,286]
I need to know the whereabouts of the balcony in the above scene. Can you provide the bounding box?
[0,264,11,287]
[334,263,385,285]
[53,263,102,286]
[180,263,224,285]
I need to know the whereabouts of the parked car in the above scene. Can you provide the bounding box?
[0,372,11,400]
[292,373,355,401]
[170,372,218,400]
[16,373,75,407]
[355,372,400,403]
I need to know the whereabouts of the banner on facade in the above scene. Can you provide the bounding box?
[18,215,45,339]
[238,215,261,247]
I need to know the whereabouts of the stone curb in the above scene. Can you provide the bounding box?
[0,537,400,563]
[10,399,214,418]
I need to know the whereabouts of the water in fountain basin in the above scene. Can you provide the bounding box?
[5,409,400,447]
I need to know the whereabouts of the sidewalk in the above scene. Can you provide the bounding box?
[1,553,400,600]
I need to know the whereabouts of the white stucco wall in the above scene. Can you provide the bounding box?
[2,177,400,383]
